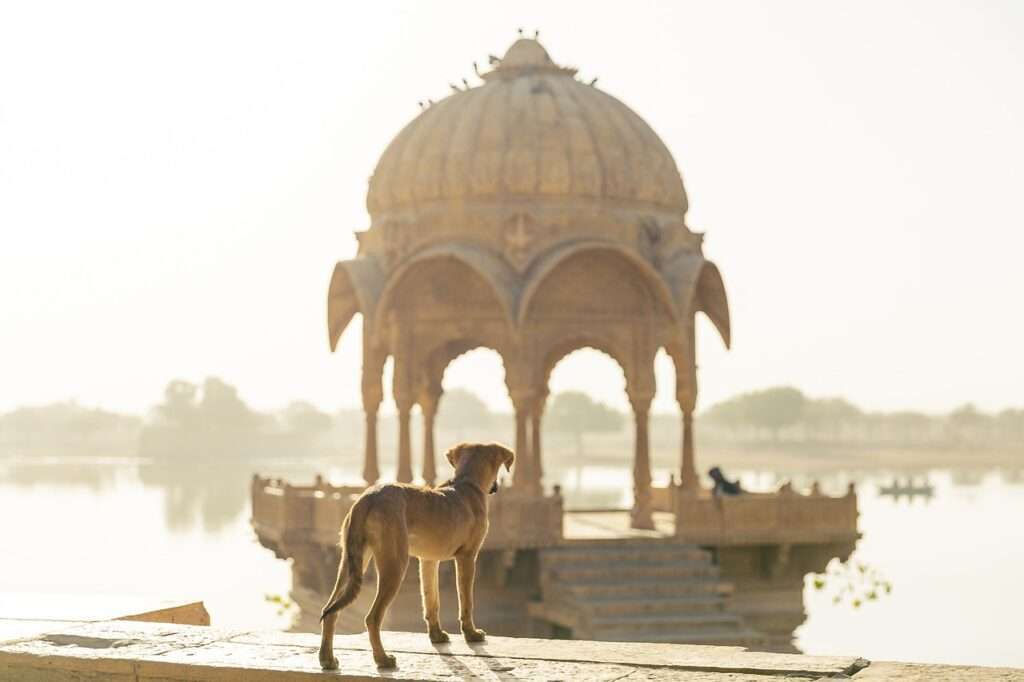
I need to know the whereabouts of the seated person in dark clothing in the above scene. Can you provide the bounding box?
[709,466,743,496]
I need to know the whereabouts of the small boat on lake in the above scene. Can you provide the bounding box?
[878,478,935,498]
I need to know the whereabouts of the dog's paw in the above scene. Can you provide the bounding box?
[462,628,486,643]
[429,629,451,644]
[319,656,339,671]
[374,654,397,669]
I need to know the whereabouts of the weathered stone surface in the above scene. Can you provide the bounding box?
[3,620,1020,680]
[854,661,1024,681]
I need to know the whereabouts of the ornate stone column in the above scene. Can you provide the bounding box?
[530,392,547,491]
[629,391,655,530]
[506,356,538,494]
[395,398,414,484]
[677,320,700,491]
[679,404,698,491]
[512,402,536,492]
[419,385,442,486]
[391,321,416,484]
[361,342,385,486]
[363,404,380,485]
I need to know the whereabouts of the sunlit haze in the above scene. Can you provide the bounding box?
[3,1,1022,415]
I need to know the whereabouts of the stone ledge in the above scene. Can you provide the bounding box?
[1,619,1020,681]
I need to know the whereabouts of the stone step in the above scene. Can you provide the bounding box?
[542,544,711,565]
[580,594,727,617]
[565,577,732,599]
[548,561,719,582]
[590,611,743,631]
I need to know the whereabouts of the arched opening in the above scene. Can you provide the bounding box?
[434,347,514,480]
[544,347,630,509]
[364,251,517,484]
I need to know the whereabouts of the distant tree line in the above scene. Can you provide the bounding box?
[0,402,140,456]
[140,377,335,457]
[4,381,1020,458]
[701,386,1024,449]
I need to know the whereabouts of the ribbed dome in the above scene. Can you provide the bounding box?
[366,39,688,216]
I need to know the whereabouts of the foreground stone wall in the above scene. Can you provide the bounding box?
[3,620,1021,681]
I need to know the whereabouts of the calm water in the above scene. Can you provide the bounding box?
[1,455,1022,667]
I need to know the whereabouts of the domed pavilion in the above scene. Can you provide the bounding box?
[327,37,730,529]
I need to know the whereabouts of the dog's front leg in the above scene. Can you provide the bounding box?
[419,559,450,643]
[454,552,486,642]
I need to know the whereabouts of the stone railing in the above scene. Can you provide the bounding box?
[251,476,564,554]
[664,483,859,546]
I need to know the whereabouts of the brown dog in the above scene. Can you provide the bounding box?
[318,442,515,670]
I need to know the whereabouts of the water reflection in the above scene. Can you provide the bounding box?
[3,455,1024,667]
[1,457,121,491]
[137,457,251,533]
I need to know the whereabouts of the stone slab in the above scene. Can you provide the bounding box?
[2,619,1020,681]
[853,661,1024,681]
[233,630,864,677]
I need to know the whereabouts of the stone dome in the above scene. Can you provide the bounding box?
[366,38,688,218]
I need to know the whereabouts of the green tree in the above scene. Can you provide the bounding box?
[545,391,625,455]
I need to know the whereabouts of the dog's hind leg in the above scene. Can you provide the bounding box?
[455,551,486,643]
[419,559,449,643]
[365,532,408,668]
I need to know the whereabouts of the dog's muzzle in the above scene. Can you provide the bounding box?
[489,482,498,495]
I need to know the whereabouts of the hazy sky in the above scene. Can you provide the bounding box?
[2,1,1022,416]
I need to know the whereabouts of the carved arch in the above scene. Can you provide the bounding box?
[372,242,520,341]
[517,240,679,327]
[539,333,631,389]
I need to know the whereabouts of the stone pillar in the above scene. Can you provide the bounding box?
[512,403,535,492]
[362,406,380,485]
[679,406,698,491]
[676,319,700,491]
[630,393,655,530]
[530,392,547,491]
[419,389,440,486]
[395,399,414,483]
[361,343,385,486]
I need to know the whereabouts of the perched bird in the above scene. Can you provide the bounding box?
[534,29,540,39]
[417,100,424,110]
[517,27,523,36]
[461,78,470,89]
[488,54,500,65]
[473,61,482,77]
[589,77,599,86]
[449,82,461,93]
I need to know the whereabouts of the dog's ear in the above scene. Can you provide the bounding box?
[446,443,466,469]
[501,446,515,472]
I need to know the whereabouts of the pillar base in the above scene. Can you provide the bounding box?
[630,505,655,531]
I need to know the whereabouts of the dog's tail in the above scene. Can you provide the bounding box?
[320,495,372,622]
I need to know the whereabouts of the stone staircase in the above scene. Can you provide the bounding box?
[530,541,764,646]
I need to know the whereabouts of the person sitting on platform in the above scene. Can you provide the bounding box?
[709,466,743,496]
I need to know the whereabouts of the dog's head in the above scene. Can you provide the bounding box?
[446,442,515,494]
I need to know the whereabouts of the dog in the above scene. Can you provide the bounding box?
[318,441,515,670]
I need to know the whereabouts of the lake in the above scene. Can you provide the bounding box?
[1,455,1022,668]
